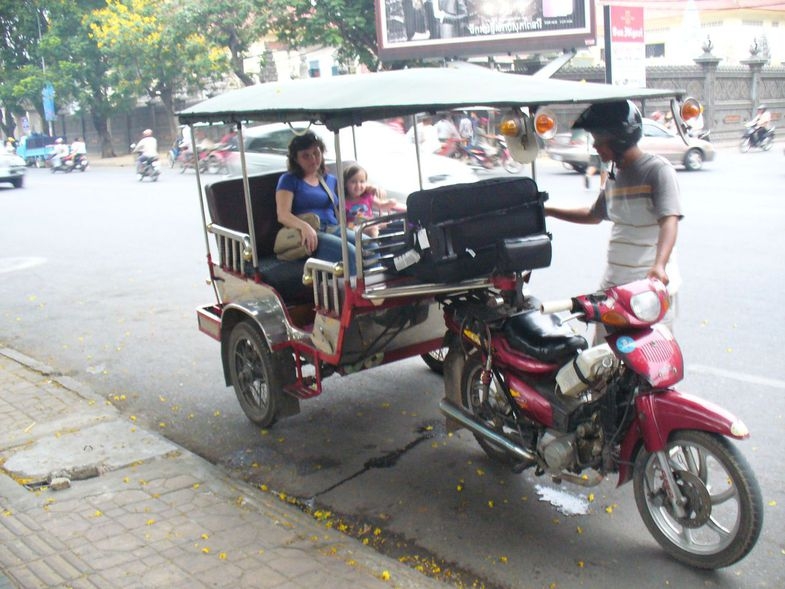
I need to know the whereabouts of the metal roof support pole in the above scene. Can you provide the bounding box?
[332,133,351,285]
[236,123,259,270]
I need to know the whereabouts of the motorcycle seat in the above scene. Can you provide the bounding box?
[503,310,588,364]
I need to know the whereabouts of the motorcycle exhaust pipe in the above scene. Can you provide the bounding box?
[439,399,537,463]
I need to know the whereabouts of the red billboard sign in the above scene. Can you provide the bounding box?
[377,0,596,62]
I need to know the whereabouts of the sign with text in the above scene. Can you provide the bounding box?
[607,5,645,87]
[376,0,595,61]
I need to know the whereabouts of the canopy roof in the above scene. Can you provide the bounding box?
[178,66,683,131]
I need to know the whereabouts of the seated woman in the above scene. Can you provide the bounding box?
[276,131,358,275]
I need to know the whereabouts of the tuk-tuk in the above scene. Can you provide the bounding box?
[178,66,693,428]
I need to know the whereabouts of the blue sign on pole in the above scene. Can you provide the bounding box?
[42,83,56,122]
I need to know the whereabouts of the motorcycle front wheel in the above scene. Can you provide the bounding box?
[761,136,773,151]
[739,137,751,153]
[633,430,763,569]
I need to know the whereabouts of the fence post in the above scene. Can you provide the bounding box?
[694,37,722,133]
[741,40,768,116]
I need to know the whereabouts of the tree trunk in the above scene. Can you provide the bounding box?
[91,111,116,158]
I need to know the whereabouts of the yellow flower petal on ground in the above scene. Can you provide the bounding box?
[605,505,614,514]
[380,571,391,581]
[201,533,209,540]
[768,500,776,507]
[146,519,155,526]
[219,552,227,560]
[202,547,210,554]
[577,560,585,568]
[499,556,508,564]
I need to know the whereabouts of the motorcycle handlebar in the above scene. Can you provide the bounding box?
[540,299,574,314]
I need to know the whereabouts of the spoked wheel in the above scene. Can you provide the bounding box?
[633,430,763,569]
[739,137,751,153]
[421,347,447,374]
[460,352,531,467]
[227,321,286,427]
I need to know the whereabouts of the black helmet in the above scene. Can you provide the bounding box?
[572,100,642,156]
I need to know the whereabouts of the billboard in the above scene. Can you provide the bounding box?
[377,0,596,61]
[606,5,645,87]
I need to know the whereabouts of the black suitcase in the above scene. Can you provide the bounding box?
[403,176,549,283]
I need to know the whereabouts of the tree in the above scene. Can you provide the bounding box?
[268,0,381,72]
[0,3,49,137]
[191,0,273,86]
[88,0,229,138]
[37,0,134,157]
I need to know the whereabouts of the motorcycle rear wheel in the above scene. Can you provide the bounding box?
[633,430,763,569]
[460,352,531,466]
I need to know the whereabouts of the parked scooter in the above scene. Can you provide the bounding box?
[740,124,775,152]
[440,276,762,569]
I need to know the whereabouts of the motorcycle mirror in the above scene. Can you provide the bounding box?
[500,110,539,164]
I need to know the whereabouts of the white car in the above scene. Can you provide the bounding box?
[227,121,478,201]
[0,151,26,188]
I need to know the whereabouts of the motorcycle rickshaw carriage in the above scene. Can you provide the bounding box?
[178,66,700,428]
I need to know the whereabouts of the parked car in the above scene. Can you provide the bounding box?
[546,118,715,172]
[0,151,26,188]
[227,120,478,201]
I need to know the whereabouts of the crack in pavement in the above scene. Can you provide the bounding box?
[309,430,435,500]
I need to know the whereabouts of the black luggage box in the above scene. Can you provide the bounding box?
[404,176,549,283]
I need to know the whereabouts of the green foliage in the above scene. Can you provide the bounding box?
[88,0,229,115]
[269,0,381,71]
[190,0,272,85]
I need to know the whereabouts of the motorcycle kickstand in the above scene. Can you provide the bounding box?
[653,450,689,519]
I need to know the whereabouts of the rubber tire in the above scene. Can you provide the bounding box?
[633,430,763,569]
[227,321,284,428]
[421,348,446,374]
[460,351,527,466]
[503,157,522,174]
[683,148,703,171]
[761,136,773,152]
[206,155,221,175]
[739,137,751,153]
[11,177,23,188]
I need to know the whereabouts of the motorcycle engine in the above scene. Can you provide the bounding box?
[540,417,604,473]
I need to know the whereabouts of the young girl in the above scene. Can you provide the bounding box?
[343,164,406,238]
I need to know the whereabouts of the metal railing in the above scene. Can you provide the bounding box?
[207,224,252,274]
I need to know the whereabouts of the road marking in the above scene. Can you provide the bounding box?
[688,364,785,390]
[0,257,46,274]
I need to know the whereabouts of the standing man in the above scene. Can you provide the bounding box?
[545,101,683,335]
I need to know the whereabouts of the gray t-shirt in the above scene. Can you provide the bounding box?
[590,153,683,292]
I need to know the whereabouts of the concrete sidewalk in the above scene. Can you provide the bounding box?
[0,347,446,589]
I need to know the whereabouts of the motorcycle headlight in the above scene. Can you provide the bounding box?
[630,290,662,323]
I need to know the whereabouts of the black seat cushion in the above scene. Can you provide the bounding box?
[256,257,312,305]
[503,310,588,364]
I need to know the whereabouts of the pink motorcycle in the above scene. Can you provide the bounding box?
[440,275,762,569]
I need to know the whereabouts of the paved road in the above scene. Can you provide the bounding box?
[1,146,784,588]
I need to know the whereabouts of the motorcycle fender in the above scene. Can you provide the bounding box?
[616,389,750,485]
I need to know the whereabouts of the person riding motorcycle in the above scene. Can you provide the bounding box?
[133,129,158,173]
[50,137,69,168]
[747,104,771,145]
